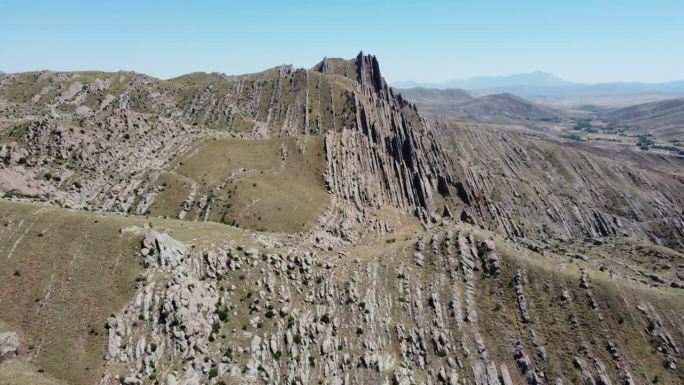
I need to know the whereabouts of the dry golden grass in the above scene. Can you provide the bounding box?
[0,199,252,384]
[0,200,142,384]
[149,135,329,233]
[0,361,68,385]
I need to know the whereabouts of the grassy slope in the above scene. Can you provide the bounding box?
[0,200,142,385]
[0,200,250,385]
[0,199,681,384]
[347,223,683,384]
[0,361,68,385]
[149,136,329,233]
[477,231,684,385]
[601,97,684,140]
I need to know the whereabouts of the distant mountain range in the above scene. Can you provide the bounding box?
[393,71,684,98]
[398,88,568,124]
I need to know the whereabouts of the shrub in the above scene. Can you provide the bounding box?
[208,366,218,379]
[216,307,229,322]
[293,334,303,344]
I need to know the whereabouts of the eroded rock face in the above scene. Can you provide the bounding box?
[436,122,684,251]
[318,53,468,222]
[1,54,683,385]
[2,54,681,253]
[96,224,684,385]
[140,230,186,270]
[0,331,19,362]
[0,54,467,241]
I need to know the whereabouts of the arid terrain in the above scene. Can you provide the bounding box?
[399,86,684,158]
[0,53,682,385]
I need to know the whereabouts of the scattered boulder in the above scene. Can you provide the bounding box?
[478,239,501,276]
[75,105,93,117]
[0,332,19,362]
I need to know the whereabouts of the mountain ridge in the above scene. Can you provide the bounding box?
[396,89,568,123]
[1,54,681,248]
[393,72,684,97]
[1,53,683,385]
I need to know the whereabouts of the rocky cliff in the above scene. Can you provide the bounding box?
[0,54,683,385]
[435,122,684,251]
[0,53,474,249]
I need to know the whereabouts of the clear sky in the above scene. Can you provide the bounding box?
[2,0,683,83]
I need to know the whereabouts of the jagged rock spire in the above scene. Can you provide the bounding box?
[312,51,387,93]
[355,51,385,93]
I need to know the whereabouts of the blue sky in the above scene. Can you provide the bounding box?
[2,0,683,83]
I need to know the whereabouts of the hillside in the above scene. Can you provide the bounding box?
[600,98,684,140]
[0,54,683,385]
[437,121,684,251]
[396,87,472,105]
[394,88,472,118]
[1,199,682,385]
[447,93,566,122]
[398,91,567,123]
[0,53,464,237]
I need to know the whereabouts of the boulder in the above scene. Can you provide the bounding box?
[0,332,19,362]
[75,105,93,117]
[478,240,501,277]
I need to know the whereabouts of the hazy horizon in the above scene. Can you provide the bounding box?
[391,71,684,87]
[2,1,683,84]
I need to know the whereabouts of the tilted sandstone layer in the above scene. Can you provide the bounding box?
[434,122,684,252]
[0,53,465,231]
[95,223,683,385]
[2,53,682,250]
[0,54,683,385]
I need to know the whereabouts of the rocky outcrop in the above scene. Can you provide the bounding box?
[437,122,684,251]
[317,53,469,224]
[478,239,501,277]
[94,222,684,385]
[0,54,470,234]
[0,331,19,362]
[8,54,680,254]
[0,109,207,211]
[1,54,683,385]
